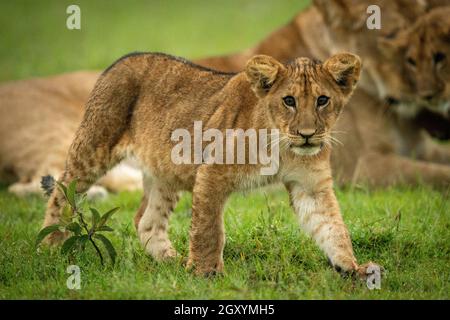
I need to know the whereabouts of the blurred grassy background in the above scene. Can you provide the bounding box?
[0,0,309,81]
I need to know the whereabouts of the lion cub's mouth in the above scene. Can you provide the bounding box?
[388,96,450,118]
[289,141,323,156]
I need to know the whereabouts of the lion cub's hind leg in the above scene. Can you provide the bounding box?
[136,174,179,261]
[43,165,117,245]
[42,64,139,244]
[42,137,126,244]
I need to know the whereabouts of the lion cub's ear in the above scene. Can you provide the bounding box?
[246,55,286,97]
[324,53,361,94]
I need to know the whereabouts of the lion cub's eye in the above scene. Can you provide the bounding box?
[407,57,416,67]
[433,52,446,65]
[316,95,329,108]
[283,96,296,108]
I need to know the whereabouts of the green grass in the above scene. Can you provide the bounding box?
[0,0,449,299]
[0,185,449,299]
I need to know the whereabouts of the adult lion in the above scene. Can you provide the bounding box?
[196,0,450,187]
[0,71,141,197]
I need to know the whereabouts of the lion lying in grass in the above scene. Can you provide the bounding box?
[197,0,450,187]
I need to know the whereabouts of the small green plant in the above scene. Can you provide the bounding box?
[35,180,119,266]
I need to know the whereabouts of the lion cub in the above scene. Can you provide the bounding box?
[43,51,376,277]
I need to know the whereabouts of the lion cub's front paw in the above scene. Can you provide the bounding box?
[355,262,384,280]
[186,257,224,277]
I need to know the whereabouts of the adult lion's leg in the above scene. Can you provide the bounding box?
[352,151,450,188]
[97,160,143,193]
[8,180,41,197]
[420,136,450,165]
[136,173,179,260]
[392,117,450,165]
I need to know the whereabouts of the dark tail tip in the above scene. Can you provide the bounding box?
[41,175,55,196]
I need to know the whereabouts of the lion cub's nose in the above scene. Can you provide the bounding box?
[422,93,436,102]
[297,129,316,139]
[420,91,437,102]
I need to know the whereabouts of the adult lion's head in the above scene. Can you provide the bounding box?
[382,7,450,117]
[313,0,426,101]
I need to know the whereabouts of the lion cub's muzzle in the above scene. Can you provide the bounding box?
[287,129,324,156]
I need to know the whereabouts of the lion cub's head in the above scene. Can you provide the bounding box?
[384,7,450,116]
[245,53,361,156]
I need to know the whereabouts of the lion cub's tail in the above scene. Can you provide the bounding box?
[41,175,55,196]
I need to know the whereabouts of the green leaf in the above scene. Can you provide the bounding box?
[61,235,80,255]
[98,207,120,227]
[60,203,74,225]
[97,225,114,232]
[78,235,89,250]
[94,234,117,265]
[35,224,62,248]
[65,222,82,235]
[56,181,67,198]
[90,208,101,228]
[79,234,89,243]
[66,180,77,208]
[76,192,87,208]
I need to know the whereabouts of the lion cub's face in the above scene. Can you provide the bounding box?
[246,53,361,156]
[375,7,450,117]
[400,7,450,115]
